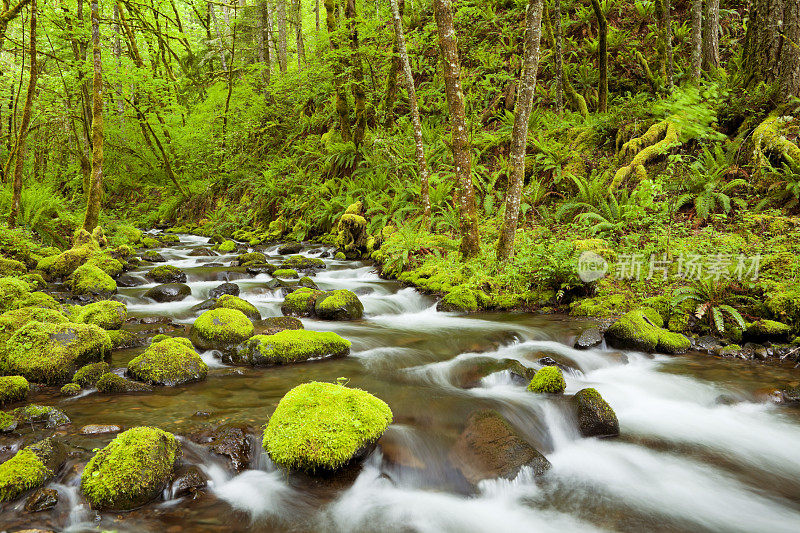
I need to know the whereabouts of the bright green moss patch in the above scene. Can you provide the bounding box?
[235,329,351,366]
[36,244,94,280]
[145,265,186,283]
[0,257,25,277]
[70,300,128,330]
[263,382,392,472]
[85,254,124,277]
[0,307,68,344]
[73,361,110,386]
[0,376,29,405]
[334,251,346,260]
[281,287,323,317]
[605,308,691,354]
[213,294,261,320]
[527,366,567,393]
[0,448,49,502]
[0,277,31,313]
[81,427,179,510]
[280,255,325,271]
[746,319,792,340]
[140,237,161,248]
[127,337,208,386]
[314,289,364,320]
[437,287,480,313]
[237,252,266,265]
[60,382,81,396]
[96,372,152,393]
[189,308,254,351]
[217,240,236,253]
[272,268,299,279]
[0,411,16,432]
[69,264,117,296]
[19,291,59,310]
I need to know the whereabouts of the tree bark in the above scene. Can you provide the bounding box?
[553,0,563,114]
[497,0,544,260]
[389,0,430,224]
[384,0,403,127]
[277,0,288,72]
[433,0,480,258]
[346,0,366,147]
[293,0,306,69]
[83,0,103,231]
[590,0,607,112]
[209,2,228,70]
[259,0,272,88]
[702,0,719,72]
[742,0,800,100]
[9,0,36,228]
[662,0,673,90]
[326,0,352,141]
[690,0,702,84]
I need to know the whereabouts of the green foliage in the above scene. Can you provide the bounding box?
[672,279,747,334]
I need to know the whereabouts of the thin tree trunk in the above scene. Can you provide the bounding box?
[259,0,272,88]
[690,0,702,84]
[222,3,237,149]
[326,0,352,141]
[83,0,103,231]
[433,0,480,258]
[9,0,36,228]
[209,2,228,70]
[553,0,563,114]
[702,0,719,72]
[293,0,306,69]
[590,0,607,112]
[781,0,800,99]
[346,0,366,146]
[316,0,320,33]
[277,0,287,72]
[389,0,430,224]
[663,0,673,91]
[384,0,403,127]
[497,0,544,260]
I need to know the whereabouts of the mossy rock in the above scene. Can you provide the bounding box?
[745,320,793,343]
[142,250,166,262]
[69,264,117,296]
[72,361,110,386]
[280,255,326,272]
[437,287,480,313]
[70,300,128,330]
[298,276,319,290]
[85,254,124,278]
[60,382,81,396]
[108,329,138,349]
[527,366,566,394]
[127,337,208,386]
[314,289,364,320]
[189,308,254,351]
[140,237,161,248]
[605,308,691,354]
[0,257,25,277]
[13,404,71,427]
[144,283,191,302]
[110,244,135,259]
[263,382,392,472]
[81,427,179,510]
[237,252,267,265]
[572,388,619,438]
[36,244,94,280]
[0,376,28,405]
[19,291,60,310]
[234,330,350,366]
[278,242,302,255]
[0,306,68,345]
[145,265,187,284]
[0,277,32,313]
[3,321,111,384]
[334,251,346,260]
[260,316,304,335]
[336,213,368,253]
[19,272,47,291]
[96,372,153,394]
[212,294,261,320]
[272,268,299,279]
[0,438,65,502]
[217,240,237,253]
[281,287,324,317]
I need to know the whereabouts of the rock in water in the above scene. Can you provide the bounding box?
[233,329,350,366]
[209,282,240,299]
[197,423,252,471]
[24,487,59,512]
[0,438,65,503]
[81,427,179,510]
[68,264,117,297]
[527,366,566,394]
[449,410,550,485]
[212,294,261,320]
[605,308,690,354]
[574,327,603,349]
[260,316,304,335]
[572,388,620,438]
[69,300,128,330]
[278,242,302,255]
[314,289,364,320]
[189,308,254,351]
[263,382,392,472]
[144,283,191,302]
[145,265,187,284]
[281,287,324,317]
[96,373,153,394]
[127,337,208,386]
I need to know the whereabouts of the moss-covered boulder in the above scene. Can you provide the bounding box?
[281,287,324,317]
[69,264,117,297]
[0,257,25,277]
[96,372,153,394]
[217,240,237,253]
[437,287,480,313]
[2,321,111,384]
[237,252,267,265]
[144,282,191,302]
[277,241,302,255]
[336,213,368,257]
[298,276,319,290]
[0,376,28,405]
[36,244,94,280]
[127,337,208,386]
[572,388,619,438]
[212,294,261,320]
[145,265,187,284]
[234,330,350,366]
[0,306,68,344]
[314,289,364,320]
[72,361,110,386]
[13,404,71,427]
[85,254,124,278]
[189,308,254,351]
[263,382,392,472]
[745,319,793,343]
[0,277,32,313]
[142,250,166,262]
[272,268,299,279]
[140,236,160,248]
[81,427,179,510]
[527,366,567,393]
[0,438,65,502]
[70,300,128,330]
[605,308,691,354]
[280,255,326,272]
[260,316,304,335]
[334,251,346,260]
[60,382,81,396]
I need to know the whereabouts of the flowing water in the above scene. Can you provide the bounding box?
[3,234,800,532]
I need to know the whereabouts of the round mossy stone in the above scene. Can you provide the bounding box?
[60,383,81,396]
[527,366,566,394]
[234,329,351,366]
[81,427,179,510]
[212,294,261,320]
[217,240,237,253]
[72,361,110,386]
[314,289,364,320]
[572,388,620,438]
[272,268,299,279]
[69,264,117,296]
[189,308,254,351]
[145,265,187,284]
[70,300,128,330]
[127,337,208,386]
[263,381,392,472]
[281,287,324,317]
[0,448,49,502]
[0,376,29,405]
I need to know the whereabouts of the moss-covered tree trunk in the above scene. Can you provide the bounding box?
[389,0,430,224]
[497,0,544,261]
[662,0,673,90]
[277,0,288,72]
[325,0,352,142]
[702,0,719,72]
[590,0,607,112]
[553,0,563,115]
[544,4,587,117]
[346,0,366,147]
[83,0,103,231]
[259,0,272,89]
[208,2,228,70]
[433,0,480,258]
[293,0,306,69]
[742,0,800,100]
[690,0,702,84]
[383,0,403,127]
[8,0,36,228]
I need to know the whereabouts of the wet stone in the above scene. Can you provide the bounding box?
[24,488,59,513]
[209,282,240,299]
[170,465,207,499]
[189,247,217,257]
[195,423,251,471]
[574,328,603,350]
[145,283,192,302]
[142,251,167,263]
[117,274,145,287]
[80,424,123,435]
[278,242,302,255]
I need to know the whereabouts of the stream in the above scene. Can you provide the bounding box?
[2,233,800,532]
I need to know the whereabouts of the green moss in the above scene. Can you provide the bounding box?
[36,244,94,280]
[217,240,236,253]
[3,321,111,384]
[527,366,567,393]
[606,308,691,354]
[272,268,299,279]
[334,252,346,260]
[263,381,392,472]
[146,265,186,283]
[213,294,261,320]
[85,254,124,277]
[336,213,368,253]
[69,264,117,296]
[70,301,128,330]
[573,387,619,437]
[237,252,267,265]
[437,287,479,312]
[280,255,325,271]
[0,307,68,345]
[19,291,59,310]
[314,289,364,320]
[189,308,254,350]
[0,257,25,277]
[281,287,324,317]
[60,382,81,396]
[235,329,351,366]
[570,294,629,317]
[127,337,208,386]
[0,411,16,432]
[81,427,179,510]
[107,329,136,349]
[73,361,110,386]
[96,372,152,393]
[747,319,792,338]
[0,448,49,502]
[298,276,319,289]
[0,376,28,405]
[0,277,31,313]
[140,237,160,248]
[111,244,135,259]
[19,272,46,291]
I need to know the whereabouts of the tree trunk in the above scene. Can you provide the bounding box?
[346,0,366,147]
[690,0,702,84]
[742,0,800,100]
[384,0,403,127]
[9,0,36,228]
[277,0,288,72]
[293,0,306,69]
[326,0,352,141]
[83,0,103,231]
[553,0,563,114]
[497,0,544,260]
[662,0,673,90]
[702,0,719,72]
[590,0,607,112]
[316,0,320,33]
[433,0,480,258]
[209,2,228,70]
[259,0,272,88]
[389,0,431,224]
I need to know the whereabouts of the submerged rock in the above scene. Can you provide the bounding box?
[209,282,240,299]
[0,438,65,503]
[263,382,392,472]
[81,426,179,510]
[80,424,123,435]
[144,283,191,302]
[233,329,350,366]
[574,327,603,349]
[449,410,550,485]
[145,265,187,284]
[170,466,207,499]
[314,289,364,320]
[127,337,208,386]
[527,366,566,394]
[572,388,619,438]
[605,308,690,354]
[189,308,254,351]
